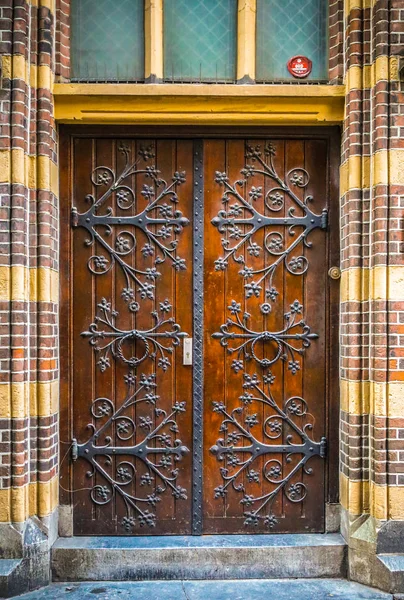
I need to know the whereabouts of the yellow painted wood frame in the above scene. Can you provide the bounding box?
[54,83,345,125]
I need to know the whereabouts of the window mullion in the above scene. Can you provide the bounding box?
[145,0,163,82]
[237,0,256,83]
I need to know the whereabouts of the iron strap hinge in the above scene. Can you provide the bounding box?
[321,208,328,230]
[320,436,327,459]
[71,206,78,228]
[71,438,78,462]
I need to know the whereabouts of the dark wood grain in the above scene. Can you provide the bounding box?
[59,128,340,536]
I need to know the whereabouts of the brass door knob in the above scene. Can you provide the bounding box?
[328,266,341,280]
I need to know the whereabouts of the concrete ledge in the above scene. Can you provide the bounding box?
[52,534,347,582]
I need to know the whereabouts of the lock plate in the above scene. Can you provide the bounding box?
[183,337,193,365]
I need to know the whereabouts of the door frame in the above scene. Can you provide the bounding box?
[59,125,341,535]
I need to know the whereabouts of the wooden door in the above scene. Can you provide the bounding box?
[203,138,338,533]
[61,137,194,535]
[60,130,339,536]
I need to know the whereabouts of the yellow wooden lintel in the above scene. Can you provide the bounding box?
[54,84,345,125]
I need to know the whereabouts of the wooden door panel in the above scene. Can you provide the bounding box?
[203,138,330,534]
[68,138,193,535]
[61,130,338,536]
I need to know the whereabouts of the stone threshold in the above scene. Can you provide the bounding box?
[52,533,347,581]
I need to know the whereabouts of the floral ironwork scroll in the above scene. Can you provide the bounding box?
[211,142,327,304]
[71,142,190,531]
[72,373,188,531]
[210,141,327,530]
[210,372,326,529]
[82,297,187,373]
[212,299,318,374]
[71,143,189,302]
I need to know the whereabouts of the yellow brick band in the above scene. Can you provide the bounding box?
[341,149,404,195]
[341,380,404,417]
[0,266,59,303]
[341,266,404,302]
[1,55,53,91]
[340,155,370,196]
[30,477,59,519]
[0,489,11,522]
[0,478,58,523]
[39,0,56,12]
[345,57,399,92]
[370,483,404,520]
[0,150,58,195]
[373,149,404,186]
[2,54,27,82]
[340,267,369,304]
[37,155,59,195]
[344,0,376,13]
[0,265,28,302]
[340,379,370,414]
[0,381,59,419]
[371,382,404,418]
[345,65,371,92]
[29,267,59,303]
[0,382,28,419]
[340,473,370,516]
[29,380,59,417]
[237,0,256,82]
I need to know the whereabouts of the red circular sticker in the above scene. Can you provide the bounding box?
[287,56,312,79]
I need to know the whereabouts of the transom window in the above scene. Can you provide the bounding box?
[163,0,237,82]
[70,0,145,82]
[70,0,328,83]
[256,0,328,81]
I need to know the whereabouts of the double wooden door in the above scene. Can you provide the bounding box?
[60,129,339,536]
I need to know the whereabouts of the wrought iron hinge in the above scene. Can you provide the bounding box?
[71,438,78,462]
[320,437,327,458]
[321,208,328,230]
[71,206,78,228]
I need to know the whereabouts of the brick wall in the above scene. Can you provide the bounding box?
[0,0,59,552]
[340,0,404,529]
[55,0,69,81]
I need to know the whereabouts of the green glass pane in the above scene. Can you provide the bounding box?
[71,0,144,81]
[164,0,237,82]
[256,0,328,81]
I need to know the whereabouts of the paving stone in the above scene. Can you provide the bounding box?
[15,579,393,600]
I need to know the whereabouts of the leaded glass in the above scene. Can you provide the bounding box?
[71,0,144,82]
[256,0,328,81]
[164,0,237,82]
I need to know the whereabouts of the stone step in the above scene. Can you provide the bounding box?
[378,554,404,593]
[17,579,393,600]
[0,559,24,598]
[52,533,347,582]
